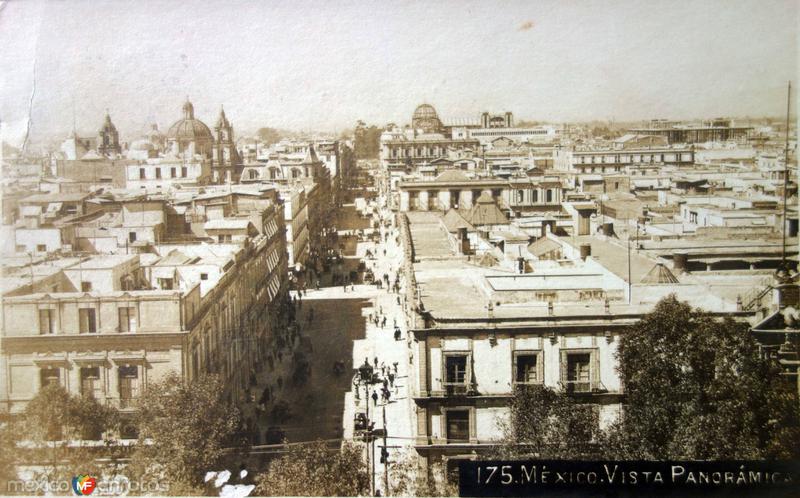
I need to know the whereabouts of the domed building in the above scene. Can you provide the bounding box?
[412,103,442,134]
[166,100,214,158]
[144,123,165,151]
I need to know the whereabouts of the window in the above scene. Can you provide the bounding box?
[155,168,162,179]
[200,273,208,280]
[118,307,135,333]
[546,189,553,203]
[79,308,97,333]
[118,365,140,408]
[445,410,470,443]
[36,244,47,252]
[218,234,232,243]
[532,190,538,203]
[39,309,54,334]
[129,231,137,243]
[516,190,524,203]
[565,353,591,393]
[444,354,469,395]
[170,167,176,178]
[40,367,60,387]
[514,352,540,384]
[181,167,188,177]
[139,168,146,180]
[81,281,92,292]
[80,366,102,398]
[158,278,174,290]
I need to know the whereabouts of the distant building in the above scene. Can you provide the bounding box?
[629,119,752,144]
[397,170,564,215]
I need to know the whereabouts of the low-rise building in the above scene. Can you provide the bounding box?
[398,210,755,472]
[0,201,290,420]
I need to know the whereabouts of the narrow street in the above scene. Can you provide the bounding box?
[242,199,416,494]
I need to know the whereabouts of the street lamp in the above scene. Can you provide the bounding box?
[355,358,377,496]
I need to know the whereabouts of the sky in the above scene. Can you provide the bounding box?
[0,0,797,146]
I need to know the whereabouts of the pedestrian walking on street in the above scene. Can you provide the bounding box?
[393,362,398,374]
[389,372,395,388]
[374,357,379,368]
[371,390,378,406]
[383,378,388,390]
[381,316,387,328]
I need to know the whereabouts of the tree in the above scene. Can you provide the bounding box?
[129,373,241,495]
[389,448,458,497]
[498,385,602,460]
[254,440,368,496]
[256,127,283,146]
[612,295,800,460]
[19,384,120,485]
[0,416,20,493]
[354,122,381,159]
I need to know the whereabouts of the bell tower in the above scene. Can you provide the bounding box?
[211,105,242,182]
[97,110,121,156]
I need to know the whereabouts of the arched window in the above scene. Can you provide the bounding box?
[516,190,524,203]
[249,170,258,180]
[533,190,539,203]
[270,168,278,180]
[546,189,553,203]
[292,168,301,179]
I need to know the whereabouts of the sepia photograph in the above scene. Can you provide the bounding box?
[0,0,798,496]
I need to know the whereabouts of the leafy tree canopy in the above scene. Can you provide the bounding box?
[500,385,601,460]
[254,440,369,496]
[130,373,240,494]
[613,295,800,460]
[256,127,284,146]
[500,295,800,462]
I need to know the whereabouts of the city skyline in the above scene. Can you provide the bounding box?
[1,0,797,147]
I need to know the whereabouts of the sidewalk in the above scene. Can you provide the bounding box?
[340,205,416,496]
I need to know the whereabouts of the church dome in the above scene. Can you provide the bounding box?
[166,100,213,141]
[145,123,164,140]
[412,103,442,133]
[413,104,439,122]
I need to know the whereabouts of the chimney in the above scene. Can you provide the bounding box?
[673,251,688,273]
[458,227,471,255]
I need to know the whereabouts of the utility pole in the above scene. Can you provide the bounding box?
[366,382,372,497]
[371,426,376,497]
[627,225,632,304]
[382,405,389,496]
[781,80,791,269]
[28,252,34,289]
